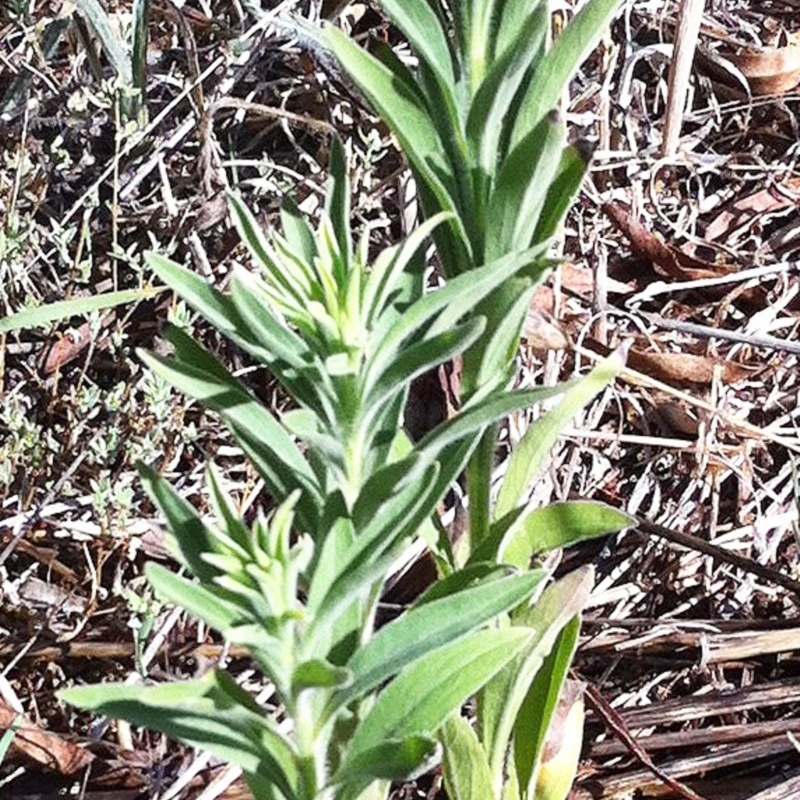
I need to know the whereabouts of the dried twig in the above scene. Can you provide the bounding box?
[584,683,709,800]
[632,514,800,596]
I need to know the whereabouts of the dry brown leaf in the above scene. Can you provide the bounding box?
[705,178,800,243]
[521,309,570,351]
[0,698,94,775]
[628,349,755,386]
[530,262,633,315]
[729,43,800,96]
[588,338,755,386]
[603,201,767,305]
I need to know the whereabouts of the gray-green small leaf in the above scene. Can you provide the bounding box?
[500,501,635,566]
[348,628,532,759]
[439,714,496,800]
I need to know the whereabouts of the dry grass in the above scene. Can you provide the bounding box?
[2,1,800,798]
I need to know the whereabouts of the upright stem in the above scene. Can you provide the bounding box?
[294,692,325,800]
[465,425,496,557]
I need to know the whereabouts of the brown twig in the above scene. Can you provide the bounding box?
[632,515,800,597]
[584,683,709,800]
[636,309,800,357]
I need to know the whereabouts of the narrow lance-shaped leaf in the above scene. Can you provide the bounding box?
[138,463,221,584]
[333,736,439,799]
[74,0,132,83]
[465,0,496,92]
[377,0,457,104]
[304,463,443,651]
[137,328,323,524]
[466,3,549,178]
[515,616,583,797]
[280,199,316,266]
[493,0,548,59]
[484,112,565,263]
[332,570,547,711]
[324,138,352,282]
[417,384,570,461]
[533,142,594,243]
[59,670,299,800]
[510,0,621,149]
[361,212,452,329]
[499,501,635,567]
[324,26,463,237]
[439,713,497,800]
[494,346,625,520]
[365,244,547,397]
[363,318,486,422]
[345,628,533,761]
[227,191,313,306]
[145,563,245,634]
[479,568,592,794]
[0,286,165,334]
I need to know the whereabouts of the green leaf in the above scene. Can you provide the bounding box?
[378,0,456,92]
[227,192,313,308]
[364,318,485,417]
[280,199,316,267]
[533,142,593,243]
[478,568,592,792]
[229,271,332,414]
[412,562,508,606]
[510,0,620,148]
[137,326,323,523]
[145,563,244,632]
[324,138,353,283]
[515,617,582,797]
[0,286,165,333]
[324,26,463,240]
[362,212,451,330]
[131,0,148,107]
[494,348,624,520]
[439,714,496,800]
[148,252,326,417]
[333,736,439,790]
[74,0,132,83]
[292,659,352,693]
[494,0,547,58]
[485,112,565,262]
[306,515,356,610]
[466,3,548,175]
[347,628,533,759]
[60,670,299,800]
[205,461,251,553]
[472,279,537,392]
[305,463,442,650]
[138,463,220,583]
[417,384,569,460]
[499,501,635,566]
[334,571,547,709]
[366,245,547,397]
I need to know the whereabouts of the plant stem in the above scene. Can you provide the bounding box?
[294,692,324,800]
[466,426,496,555]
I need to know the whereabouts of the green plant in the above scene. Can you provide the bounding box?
[59,144,629,800]
[71,0,150,123]
[324,2,625,797]
[325,0,619,547]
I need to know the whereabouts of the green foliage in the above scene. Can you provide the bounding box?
[0,286,165,334]
[326,0,620,535]
[73,0,150,122]
[61,147,582,800]
[326,1,624,798]
[60,1,629,798]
